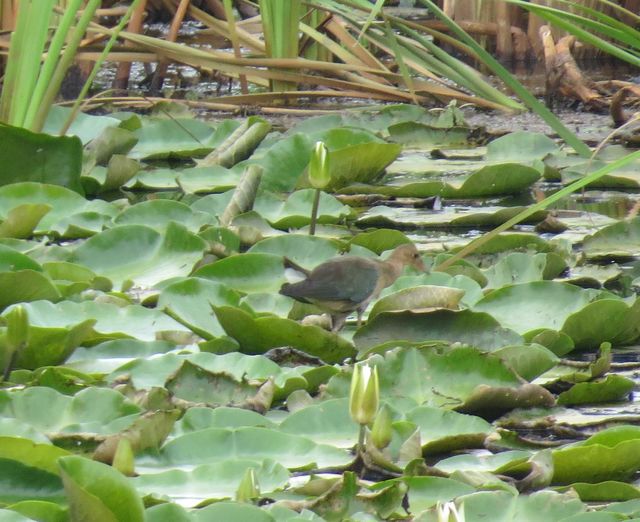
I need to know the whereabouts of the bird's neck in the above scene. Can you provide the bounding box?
[379,259,404,287]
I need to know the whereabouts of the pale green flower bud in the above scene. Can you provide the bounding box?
[349,363,379,425]
[236,467,260,503]
[309,141,330,189]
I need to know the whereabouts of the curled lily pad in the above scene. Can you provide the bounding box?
[369,285,464,320]
[214,306,356,364]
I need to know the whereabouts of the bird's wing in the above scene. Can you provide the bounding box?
[282,258,380,304]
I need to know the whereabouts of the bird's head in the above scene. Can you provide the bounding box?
[388,243,426,272]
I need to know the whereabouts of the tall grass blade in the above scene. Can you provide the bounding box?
[415,0,591,157]
[436,150,640,270]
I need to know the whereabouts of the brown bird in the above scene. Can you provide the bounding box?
[280,243,426,331]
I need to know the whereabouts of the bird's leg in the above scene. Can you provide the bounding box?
[356,309,364,328]
[331,313,348,332]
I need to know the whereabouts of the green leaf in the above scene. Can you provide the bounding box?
[59,456,145,522]
[0,125,82,192]
[71,223,206,290]
[214,306,356,364]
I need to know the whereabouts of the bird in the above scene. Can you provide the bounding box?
[280,243,426,332]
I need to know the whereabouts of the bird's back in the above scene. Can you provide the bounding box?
[280,257,380,309]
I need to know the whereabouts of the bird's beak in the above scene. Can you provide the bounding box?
[414,256,426,272]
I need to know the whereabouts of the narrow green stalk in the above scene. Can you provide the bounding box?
[415,0,591,157]
[357,424,366,456]
[436,150,640,270]
[31,0,101,132]
[309,188,321,236]
[259,0,301,92]
[60,0,142,135]
[0,0,56,125]
[22,0,84,129]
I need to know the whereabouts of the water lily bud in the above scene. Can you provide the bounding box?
[349,363,379,425]
[436,500,465,522]
[113,438,135,477]
[309,141,330,189]
[5,305,28,351]
[371,404,392,449]
[235,467,260,503]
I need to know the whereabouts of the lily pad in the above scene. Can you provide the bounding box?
[473,282,640,350]
[354,309,522,353]
[357,205,546,228]
[253,190,351,229]
[0,125,82,192]
[114,200,214,233]
[214,306,356,364]
[194,253,286,293]
[133,460,289,507]
[583,217,640,260]
[158,278,241,339]
[0,183,117,236]
[71,223,206,290]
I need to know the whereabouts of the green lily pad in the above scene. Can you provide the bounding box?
[485,131,559,165]
[214,306,356,364]
[158,278,241,339]
[129,119,218,160]
[248,235,343,269]
[0,270,61,311]
[114,200,214,233]
[473,282,640,350]
[583,217,640,260]
[71,223,205,290]
[0,183,117,236]
[133,460,289,507]
[194,254,286,293]
[3,300,189,343]
[0,387,140,436]
[343,163,540,198]
[354,309,522,353]
[143,427,352,471]
[406,406,493,455]
[369,285,464,320]
[59,456,145,522]
[552,426,640,484]
[278,398,358,448]
[44,107,122,144]
[387,122,472,148]
[176,166,244,194]
[327,347,541,413]
[556,375,635,406]
[0,124,82,192]
[357,206,546,228]
[253,190,351,229]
